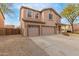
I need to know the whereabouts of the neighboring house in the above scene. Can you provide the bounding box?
[0,9,5,28]
[71,24,79,31]
[61,24,79,32]
[20,6,61,36]
[4,25,15,28]
[61,24,71,32]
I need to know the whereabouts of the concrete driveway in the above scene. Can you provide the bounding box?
[30,34,79,56]
[0,34,79,56]
[0,35,48,56]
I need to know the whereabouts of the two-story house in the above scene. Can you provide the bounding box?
[0,9,5,28]
[20,6,61,36]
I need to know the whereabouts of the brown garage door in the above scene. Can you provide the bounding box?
[41,26,55,35]
[28,25,40,36]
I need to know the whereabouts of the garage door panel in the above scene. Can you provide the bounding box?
[28,26,40,36]
[42,26,54,35]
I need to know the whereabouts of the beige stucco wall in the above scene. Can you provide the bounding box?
[22,8,42,22]
[41,10,61,26]
[20,8,27,36]
[21,7,61,26]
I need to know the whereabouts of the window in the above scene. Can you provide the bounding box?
[48,14,52,19]
[35,13,39,18]
[28,10,32,17]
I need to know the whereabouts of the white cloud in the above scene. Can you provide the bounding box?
[61,18,70,24]
[15,3,53,10]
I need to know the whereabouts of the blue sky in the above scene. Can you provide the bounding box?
[4,3,70,27]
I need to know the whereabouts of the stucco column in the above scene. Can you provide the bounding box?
[39,25,42,36]
[24,23,28,37]
[54,26,57,34]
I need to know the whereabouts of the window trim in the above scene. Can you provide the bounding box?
[35,13,39,19]
[27,10,32,17]
[48,13,52,20]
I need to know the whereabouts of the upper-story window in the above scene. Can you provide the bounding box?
[27,10,32,17]
[35,13,39,19]
[48,14,52,19]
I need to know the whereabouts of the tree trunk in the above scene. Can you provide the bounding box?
[71,24,74,33]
